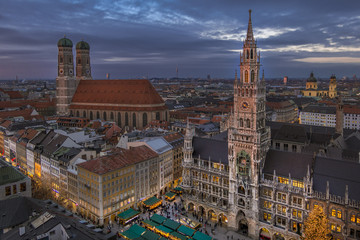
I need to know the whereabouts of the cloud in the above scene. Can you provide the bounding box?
[200,27,300,41]
[293,57,360,64]
[258,44,360,53]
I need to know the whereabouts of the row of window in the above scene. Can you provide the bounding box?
[5,183,27,196]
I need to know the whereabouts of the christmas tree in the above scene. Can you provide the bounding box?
[304,205,332,240]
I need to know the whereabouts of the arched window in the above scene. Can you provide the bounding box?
[250,49,253,59]
[60,57,63,63]
[110,112,114,120]
[96,111,100,119]
[156,112,160,120]
[90,111,93,120]
[240,118,243,127]
[83,111,86,118]
[246,119,250,128]
[245,70,249,83]
[251,70,255,83]
[103,112,107,121]
[76,111,79,117]
[236,151,250,176]
[238,186,245,194]
[125,112,129,126]
[247,50,249,59]
[70,110,73,116]
[133,113,136,127]
[143,113,148,127]
[117,112,121,126]
[238,198,245,206]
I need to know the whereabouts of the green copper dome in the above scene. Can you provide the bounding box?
[76,40,90,50]
[57,37,73,47]
[307,72,317,83]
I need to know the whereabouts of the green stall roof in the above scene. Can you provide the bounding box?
[173,187,182,192]
[170,231,188,240]
[150,213,166,224]
[177,225,195,237]
[193,231,212,240]
[128,224,146,235]
[163,219,181,231]
[120,229,141,240]
[143,196,161,206]
[143,219,159,228]
[142,230,161,240]
[118,208,140,221]
[155,225,173,234]
[165,192,176,198]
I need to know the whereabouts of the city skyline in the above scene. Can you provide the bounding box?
[1,0,360,80]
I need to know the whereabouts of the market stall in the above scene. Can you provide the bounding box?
[143,196,162,210]
[117,208,141,225]
[165,191,176,201]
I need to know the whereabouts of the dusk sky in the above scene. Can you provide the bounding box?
[1,0,360,80]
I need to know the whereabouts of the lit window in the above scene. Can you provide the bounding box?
[337,210,342,219]
[331,209,336,217]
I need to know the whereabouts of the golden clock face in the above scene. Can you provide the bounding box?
[242,102,249,109]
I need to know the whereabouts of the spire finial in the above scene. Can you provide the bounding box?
[246,9,254,42]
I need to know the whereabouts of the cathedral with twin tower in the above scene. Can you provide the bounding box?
[56,37,169,129]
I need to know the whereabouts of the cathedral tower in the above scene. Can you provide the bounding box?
[76,40,92,83]
[228,10,270,237]
[329,74,337,98]
[56,37,77,115]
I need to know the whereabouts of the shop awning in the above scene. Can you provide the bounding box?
[177,225,195,237]
[193,231,212,240]
[142,229,161,240]
[118,208,141,222]
[163,219,181,231]
[179,216,201,229]
[169,231,188,240]
[150,213,166,224]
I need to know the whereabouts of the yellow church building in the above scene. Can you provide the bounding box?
[302,72,337,98]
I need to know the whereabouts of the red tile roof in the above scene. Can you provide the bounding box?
[70,79,165,111]
[163,132,183,143]
[78,145,158,175]
[4,91,23,99]
[0,108,42,121]
[344,105,360,114]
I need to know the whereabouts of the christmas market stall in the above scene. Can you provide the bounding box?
[143,196,162,210]
[192,231,213,240]
[179,216,201,229]
[171,186,183,195]
[165,191,176,201]
[118,224,146,240]
[117,208,141,225]
[142,219,159,231]
[150,213,166,225]
[177,225,196,238]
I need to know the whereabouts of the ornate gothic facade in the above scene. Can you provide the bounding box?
[181,10,360,240]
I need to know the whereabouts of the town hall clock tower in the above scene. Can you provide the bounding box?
[227,10,271,238]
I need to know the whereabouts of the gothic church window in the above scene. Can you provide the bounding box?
[125,112,129,126]
[133,113,136,127]
[110,112,114,120]
[142,113,148,127]
[90,111,93,120]
[156,112,160,120]
[96,111,100,119]
[245,70,249,83]
[246,119,250,128]
[118,113,121,126]
[251,70,255,83]
[251,49,253,59]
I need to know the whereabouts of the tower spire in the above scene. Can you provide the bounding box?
[246,9,254,42]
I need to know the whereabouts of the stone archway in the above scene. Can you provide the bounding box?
[236,210,248,235]
[259,228,271,240]
[187,202,195,212]
[273,233,285,240]
[208,209,216,222]
[218,213,228,227]
[198,206,206,217]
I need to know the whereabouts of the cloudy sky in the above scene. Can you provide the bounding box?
[1,0,360,80]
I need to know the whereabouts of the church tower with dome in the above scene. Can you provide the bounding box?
[56,37,77,115]
[75,40,92,83]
